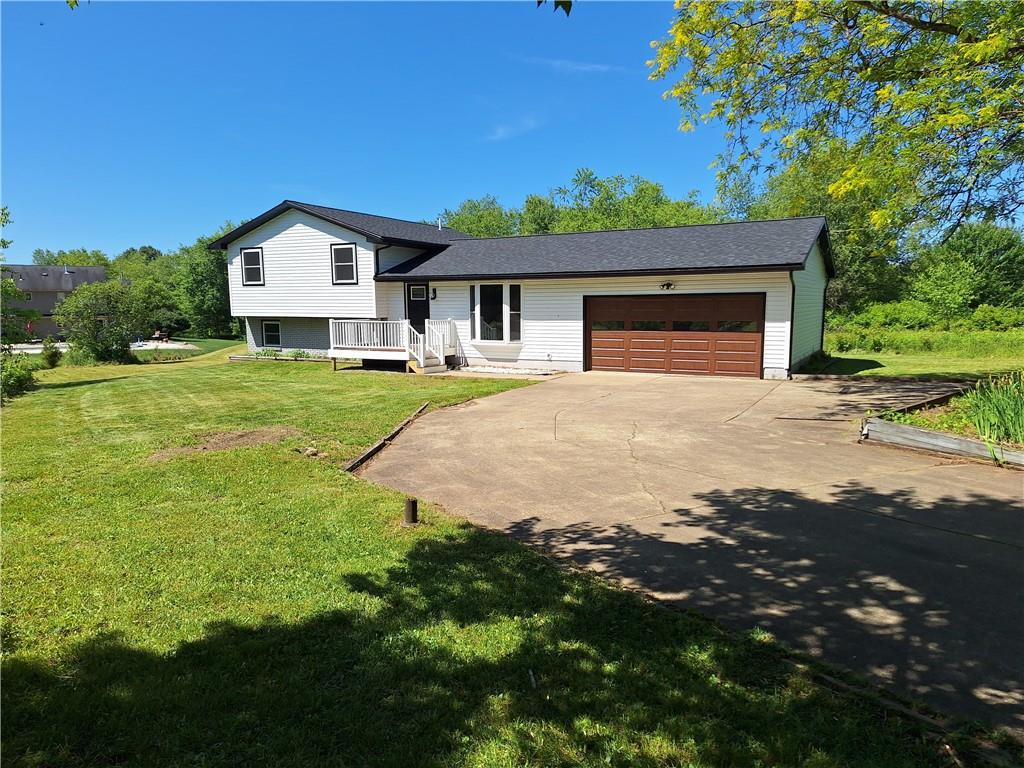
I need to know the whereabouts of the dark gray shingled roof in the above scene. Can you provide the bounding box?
[3,265,108,292]
[376,217,833,280]
[208,200,469,250]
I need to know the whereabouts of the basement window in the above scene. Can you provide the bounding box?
[262,320,282,347]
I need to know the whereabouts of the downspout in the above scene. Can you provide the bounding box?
[787,271,797,378]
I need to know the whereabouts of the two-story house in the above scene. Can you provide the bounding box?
[210,200,832,378]
[3,264,108,339]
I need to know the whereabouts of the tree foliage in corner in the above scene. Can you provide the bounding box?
[650,1,1024,236]
[177,224,237,338]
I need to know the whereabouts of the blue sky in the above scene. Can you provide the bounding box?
[2,1,728,257]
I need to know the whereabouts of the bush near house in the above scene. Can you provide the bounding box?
[0,353,36,401]
[826,329,1024,356]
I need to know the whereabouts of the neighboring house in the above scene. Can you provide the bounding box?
[3,265,108,339]
[210,200,833,378]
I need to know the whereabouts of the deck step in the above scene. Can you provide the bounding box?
[416,364,449,374]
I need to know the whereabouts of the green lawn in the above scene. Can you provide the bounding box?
[803,352,1023,378]
[131,337,244,363]
[2,350,951,767]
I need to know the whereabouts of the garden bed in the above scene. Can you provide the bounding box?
[864,371,1024,466]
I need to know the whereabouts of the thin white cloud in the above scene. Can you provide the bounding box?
[485,116,542,142]
[521,56,621,74]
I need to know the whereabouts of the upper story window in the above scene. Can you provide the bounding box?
[240,248,264,286]
[470,283,522,343]
[331,244,357,285]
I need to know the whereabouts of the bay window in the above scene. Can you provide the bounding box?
[469,283,522,343]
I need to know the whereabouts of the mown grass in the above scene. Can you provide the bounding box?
[132,337,242,363]
[803,330,1024,378]
[2,351,950,767]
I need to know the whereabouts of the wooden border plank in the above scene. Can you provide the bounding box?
[344,402,430,473]
[861,417,1024,467]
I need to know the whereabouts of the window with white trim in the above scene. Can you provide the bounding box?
[331,244,357,284]
[469,283,522,343]
[261,320,282,347]
[240,248,264,285]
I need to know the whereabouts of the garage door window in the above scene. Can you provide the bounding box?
[631,320,666,331]
[717,320,759,332]
[673,320,710,331]
[592,320,624,330]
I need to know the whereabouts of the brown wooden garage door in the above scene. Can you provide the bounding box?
[585,294,765,377]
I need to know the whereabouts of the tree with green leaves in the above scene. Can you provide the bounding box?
[53,281,153,362]
[741,140,906,311]
[650,1,1024,237]
[0,210,39,347]
[912,254,982,324]
[911,222,1024,309]
[437,169,723,239]
[440,196,521,238]
[177,224,237,338]
[32,248,110,267]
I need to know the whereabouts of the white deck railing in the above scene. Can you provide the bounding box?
[330,318,456,368]
[330,319,407,350]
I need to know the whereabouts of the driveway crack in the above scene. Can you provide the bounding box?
[627,421,669,516]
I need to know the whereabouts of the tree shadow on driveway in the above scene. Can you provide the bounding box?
[3,525,947,767]
[505,482,1024,734]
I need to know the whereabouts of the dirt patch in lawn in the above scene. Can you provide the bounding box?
[149,426,302,462]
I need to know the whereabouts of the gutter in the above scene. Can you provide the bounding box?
[374,263,807,282]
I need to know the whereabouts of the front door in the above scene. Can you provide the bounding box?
[406,283,430,332]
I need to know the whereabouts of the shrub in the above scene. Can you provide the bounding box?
[825,329,1024,356]
[53,282,151,363]
[843,300,934,330]
[255,348,279,358]
[964,304,1024,331]
[1,353,36,401]
[39,336,63,369]
[289,349,310,360]
[62,347,99,367]
[962,370,1024,448]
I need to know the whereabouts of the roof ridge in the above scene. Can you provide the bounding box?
[286,200,462,233]
[448,215,827,241]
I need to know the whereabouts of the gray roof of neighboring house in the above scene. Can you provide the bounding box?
[3,265,108,292]
[208,200,469,250]
[375,216,834,281]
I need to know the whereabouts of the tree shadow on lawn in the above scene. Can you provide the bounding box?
[3,526,943,768]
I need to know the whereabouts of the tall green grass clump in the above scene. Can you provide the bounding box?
[963,370,1024,447]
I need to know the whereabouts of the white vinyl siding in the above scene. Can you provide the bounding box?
[430,271,794,373]
[790,243,828,367]
[227,209,378,318]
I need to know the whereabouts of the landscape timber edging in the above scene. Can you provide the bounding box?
[860,417,1024,467]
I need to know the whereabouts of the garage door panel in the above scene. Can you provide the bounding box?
[587,294,764,378]
[629,337,669,351]
[670,338,711,352]
[669,358,712,373]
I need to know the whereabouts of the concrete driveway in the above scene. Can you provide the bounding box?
[363,372,1024,731]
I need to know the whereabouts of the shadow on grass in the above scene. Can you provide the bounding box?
[817,356,885,375]
[34,376,133,390]
[2,526,943,767]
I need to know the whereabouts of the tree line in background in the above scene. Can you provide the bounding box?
[24,222,238,340]
[436,164,1024,331]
